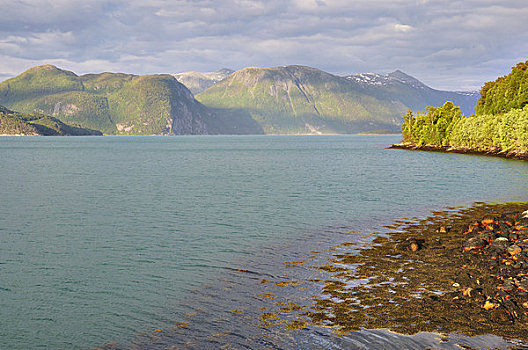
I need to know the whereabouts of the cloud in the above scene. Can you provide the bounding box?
[393,24,413,32]
[0,0,527,90]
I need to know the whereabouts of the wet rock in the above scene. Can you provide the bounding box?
[508,233,519,241]
[482,298,500,310]
[482,216,496,225]
[498,223,511,232]
[462,287,473,297]
[486,222,501,232]
[497,280,515,291]
[480,232,498,242]
[517,218,528,227]
[436,225,452,233]
[467,223,484,233]
[500,217,516,227]
[491,237,510,251]
[463,237,487,251]
[507,244,522,256]
[400,238,425,252]
[516,278,528,293]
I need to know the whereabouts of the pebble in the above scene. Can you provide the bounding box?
[517,278,528,293]
[491,237,509,251]
[482,299,500,310]
[507,244,522,255]
[463,237,487,251]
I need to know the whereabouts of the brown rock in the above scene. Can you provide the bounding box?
[463,237,487,251]
[436,225,452,233]
[516,278,528,293]
[482,216,496,225]
[482,298,500,310]
[507,244,522,256]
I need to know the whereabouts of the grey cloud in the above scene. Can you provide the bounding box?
[0,0,527,90]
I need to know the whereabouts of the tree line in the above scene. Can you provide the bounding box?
[401,60,528,152]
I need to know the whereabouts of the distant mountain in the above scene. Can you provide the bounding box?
[173,68,234,94]
[197,65,478,134]
[0,105,102,136]
[0,64,480,135]
[345,70,479,116]
[0,65,225,135]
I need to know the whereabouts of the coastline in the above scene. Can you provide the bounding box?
[260,202,528,347]
[390,142,528,161]
[103,202,528,350]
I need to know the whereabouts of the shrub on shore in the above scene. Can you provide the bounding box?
[401,60,528,153]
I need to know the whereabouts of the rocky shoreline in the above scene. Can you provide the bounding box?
[261,203,528,346]
[390,142,528,161]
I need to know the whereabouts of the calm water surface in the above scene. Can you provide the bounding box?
[0,135,527,349]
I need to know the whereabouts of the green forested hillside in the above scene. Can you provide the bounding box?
[197,65,479,134]
[400,60,528,154]
[0,105,102,136]
[0,65,221,135]
[0,64,480,136]
[197,65,408,134]
[476,61,528,115]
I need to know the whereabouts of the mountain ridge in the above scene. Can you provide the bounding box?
[196,65,479,134]
[0,64,480,135]
[0,65,224,135]
[0,104,102,136]
[173,68,234,94]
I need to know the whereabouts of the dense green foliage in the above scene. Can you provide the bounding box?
[0,65,217,135]
[450,106,528,151]
[402,102,463,146]
[401,60,528,153]
[476,61,528,115]
[0,105,102,136]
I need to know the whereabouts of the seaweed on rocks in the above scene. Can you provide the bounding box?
[267,203,528,343]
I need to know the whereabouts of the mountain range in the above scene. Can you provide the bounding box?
[0,65,223,135]
[0,64,479,135]
[196,65,478,134]
[173,69,234,94]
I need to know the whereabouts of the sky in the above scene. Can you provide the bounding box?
[0,0,527,91]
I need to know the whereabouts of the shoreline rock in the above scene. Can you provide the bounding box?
[389,142,528,161]
[267,202,528,344]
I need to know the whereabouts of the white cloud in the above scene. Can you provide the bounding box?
[393,24,413,32]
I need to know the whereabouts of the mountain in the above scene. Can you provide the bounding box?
[196,65,478,134]
[0,64,480,136]
[345,70,479,116]
[173,68,234,94]
[196,65,406,134]
[0,105,102,136]
[0,65,226,135]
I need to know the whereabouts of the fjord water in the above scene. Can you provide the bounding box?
[1,135,527,349]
